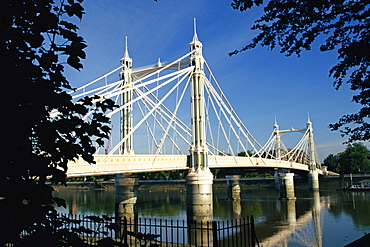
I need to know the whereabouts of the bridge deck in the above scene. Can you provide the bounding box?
[66,155,322,177]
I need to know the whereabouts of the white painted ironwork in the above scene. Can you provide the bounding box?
[66,22,324,177]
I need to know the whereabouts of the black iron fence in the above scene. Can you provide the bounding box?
[15,214,260,247]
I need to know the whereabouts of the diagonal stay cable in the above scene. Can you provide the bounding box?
[70,66,122,94]
[205,60,265,152]
[133,75,192,138]
[134,71,193,151]
[106,66,194,118]
[154,74,191,156]
[104,67,190,161]
[134,86,187,155]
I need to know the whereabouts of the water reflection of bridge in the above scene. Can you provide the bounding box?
[256,191,323,247]
[58,186,325,246]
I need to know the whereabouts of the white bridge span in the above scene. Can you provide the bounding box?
[67,155,324,177]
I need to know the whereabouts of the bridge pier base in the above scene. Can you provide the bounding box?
[279,173,296,200]
[114,174,139,222]
[226,175,241,200]
[308,171,319,191]
[186,168,214,247]
[186,168,214,222]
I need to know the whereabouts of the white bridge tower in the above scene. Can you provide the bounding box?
[120,37,134,155]
[186,20,214,225]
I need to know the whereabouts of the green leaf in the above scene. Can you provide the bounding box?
[60,20,78,31]
[64,1,85,19]
[67,55,83,70]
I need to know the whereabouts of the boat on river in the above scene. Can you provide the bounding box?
[344,179,370,190]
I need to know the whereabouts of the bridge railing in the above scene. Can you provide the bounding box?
[67,154,189,177]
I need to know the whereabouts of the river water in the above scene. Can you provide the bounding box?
[54,185,370,246]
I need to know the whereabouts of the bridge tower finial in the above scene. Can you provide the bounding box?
[307,112,311,124]
[124,36,130,59]
[192,18,199,42]
[190,18,202,55]
[274,116,278,128]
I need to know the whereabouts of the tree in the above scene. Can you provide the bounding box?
[230,0,370,142]
[323,153,340,173]
[338,143,370,173]
[237,150,254,156]
[323,143,370,174]
[0,0,114,245]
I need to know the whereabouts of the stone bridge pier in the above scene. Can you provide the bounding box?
[186,168,213,223]
[186,168,214,247]
[279,172,296,200]
[114,173,138,231]
[308,171,320,190]
[226,175,241,200]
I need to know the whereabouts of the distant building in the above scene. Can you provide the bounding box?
[359,179,370,187]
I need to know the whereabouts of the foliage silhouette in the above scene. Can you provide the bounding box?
[0,0,115,245]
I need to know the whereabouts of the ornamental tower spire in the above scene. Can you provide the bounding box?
[192,18,199,42]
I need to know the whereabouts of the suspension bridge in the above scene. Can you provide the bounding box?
[65,21,329,182]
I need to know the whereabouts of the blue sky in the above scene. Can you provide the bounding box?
[65,0,365,161]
